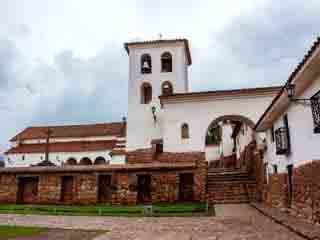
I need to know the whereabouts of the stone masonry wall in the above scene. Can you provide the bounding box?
[0,162,207,205]
[290,161,320,224]
[0,174,17,203]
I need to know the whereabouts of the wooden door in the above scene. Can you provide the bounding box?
[179,173,194,202]
[98,175,112,202]
[17,177,39,203]
[61,176,74,203]
[137,175,151,203]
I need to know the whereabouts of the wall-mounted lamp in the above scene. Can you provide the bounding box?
[151,106,157,122]
[285,83,312,103]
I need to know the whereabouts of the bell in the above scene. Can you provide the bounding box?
[143,61,150,69]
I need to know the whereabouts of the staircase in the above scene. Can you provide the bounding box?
[207,167,256,204]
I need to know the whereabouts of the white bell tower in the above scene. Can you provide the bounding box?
[124,39,192,151]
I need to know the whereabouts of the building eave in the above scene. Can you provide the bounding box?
[159,86,282,105]
[255,37,320,131]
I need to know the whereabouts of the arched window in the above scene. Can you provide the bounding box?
[94,156,107,165]
[141,54,152,74]
[66,158,77,165]
[141,82,152,104]
[79,157,92,165]
[161,52,172,72]
[161,81,173,96]
[181,123,190,139]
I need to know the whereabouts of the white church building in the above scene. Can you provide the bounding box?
[5,38,282,167]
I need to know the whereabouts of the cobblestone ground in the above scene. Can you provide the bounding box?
[0,204,303,240]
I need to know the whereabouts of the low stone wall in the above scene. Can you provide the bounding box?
[290,161,320,224]
[253,155,320,224]
[0,161,207,205]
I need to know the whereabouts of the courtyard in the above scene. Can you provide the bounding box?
[0,204,305,240]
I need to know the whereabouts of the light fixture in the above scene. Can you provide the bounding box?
[151,106,157,122]
[284,83,311,103]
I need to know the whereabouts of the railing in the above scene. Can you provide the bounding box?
[275,127,290,155]
[311,91,320,133]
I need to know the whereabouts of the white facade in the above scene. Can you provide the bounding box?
[235,123,254,159]
[126,42,190,151]
[161,94,276,153]
[5,150,126,167]
[263,76,320,174]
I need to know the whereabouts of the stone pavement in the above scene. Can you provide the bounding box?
[251,203,320,240]
[0,204,305,239]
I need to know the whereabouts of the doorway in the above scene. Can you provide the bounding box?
[17,177,39,204]
[60,176,74,203]
[137,174,151,203]
[98,175,112,202]
[179,173,194,202]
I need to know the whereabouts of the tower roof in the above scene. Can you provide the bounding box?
[124,38,192,65]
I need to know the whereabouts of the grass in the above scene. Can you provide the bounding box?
[0,203,208,217]
[0,225,45,239]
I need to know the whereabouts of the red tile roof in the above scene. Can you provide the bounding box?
[5,141,117,154]
[124,39,192,65]
[10,122,126,141]
[159,86,282,102]
[255,37,320,130]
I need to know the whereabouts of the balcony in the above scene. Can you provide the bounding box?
[275,127,290,155]
[311,91,320,133]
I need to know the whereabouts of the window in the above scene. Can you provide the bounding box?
[141,83,152,104]
[271,125,275,142]
[141,54,152,74]
[181,123,189,139]
[161,81,173,96]
[161,52,172,72]
[275,115,291,155]
[311,90,320,133]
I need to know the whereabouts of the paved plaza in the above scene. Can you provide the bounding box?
[0,204,304,240]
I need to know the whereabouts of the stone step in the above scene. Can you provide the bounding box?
[207,178,256,185]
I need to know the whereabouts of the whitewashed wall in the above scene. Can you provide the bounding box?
[161,95,276,153]
[235,124,253,159]
[5,150,125,167]
[263,75,320,174]
[205,145,221,161]
[126,43,189,151]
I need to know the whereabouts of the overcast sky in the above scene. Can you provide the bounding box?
[0,0,319,152]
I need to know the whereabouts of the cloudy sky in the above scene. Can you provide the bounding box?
[0,0,319,152]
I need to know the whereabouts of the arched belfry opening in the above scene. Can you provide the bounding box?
[161,52,172,72]
[162,81,173,96]
[141,54,152,74]
[205,115,257,170]
[141,82,152,104]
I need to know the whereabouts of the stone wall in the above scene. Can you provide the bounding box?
[290,161,320,224]
[0,161,207,205]
[253,152,320,224]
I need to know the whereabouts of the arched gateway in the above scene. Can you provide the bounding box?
[205,115,257,169]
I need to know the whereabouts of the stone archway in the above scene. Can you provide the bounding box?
[79,157,92,165]
[65,158,77,165]
[205,115,256,169]
[94,156,107,165]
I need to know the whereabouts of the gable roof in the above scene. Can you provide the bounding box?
[255,37,320,131]
[159,86,282,104]
[124,38,192,65]
[5,140,117,154]
[10,122,126,142]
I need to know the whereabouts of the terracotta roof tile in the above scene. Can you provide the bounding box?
[160,86,282,102]
[5,141,116,154]
[11,122,126,141]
